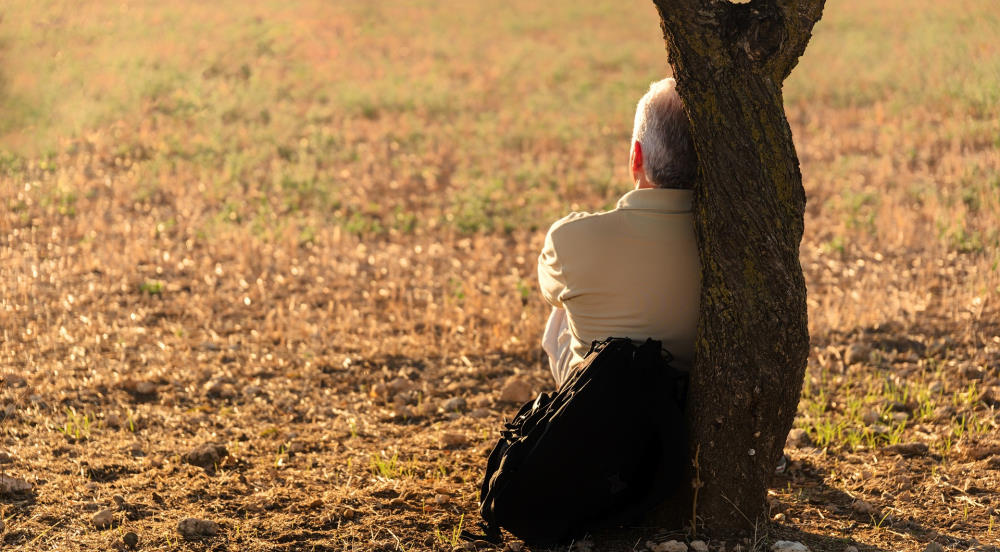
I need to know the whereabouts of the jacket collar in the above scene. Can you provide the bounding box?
[616,188,693,212]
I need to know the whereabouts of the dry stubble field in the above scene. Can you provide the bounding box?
[1,0,999,550]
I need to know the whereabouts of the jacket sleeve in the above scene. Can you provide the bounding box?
[537,224,568,308]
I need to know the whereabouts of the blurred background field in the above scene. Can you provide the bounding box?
[1,0,998,550]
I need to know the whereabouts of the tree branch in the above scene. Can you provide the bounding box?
[763,0,826,82]
[654,0,825,86]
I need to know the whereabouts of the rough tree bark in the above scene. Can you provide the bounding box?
[647,0,826,537]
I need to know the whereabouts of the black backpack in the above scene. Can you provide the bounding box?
[466,337,689,545]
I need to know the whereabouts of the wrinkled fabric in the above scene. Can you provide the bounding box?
[538,188,700,377]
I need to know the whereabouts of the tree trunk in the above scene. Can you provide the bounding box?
[648,0,826,537]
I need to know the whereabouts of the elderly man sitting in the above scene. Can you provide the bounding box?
[538,78,700,387]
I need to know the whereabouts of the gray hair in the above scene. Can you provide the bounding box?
[631,78,696,189]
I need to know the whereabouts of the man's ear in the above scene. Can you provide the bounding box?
[631,141,643,178]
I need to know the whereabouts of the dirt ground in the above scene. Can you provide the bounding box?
[1,0,999,550]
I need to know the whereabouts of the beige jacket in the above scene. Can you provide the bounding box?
[537,188,701,372]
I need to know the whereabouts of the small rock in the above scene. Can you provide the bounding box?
[82,502,100,511]
[123,531,139,549]
[113,494,127,508]
[843,546,859,552]
[416,399,438,417]
[690,541,709,552]
[135,381,156,395]
[785,428,811,448]
[104,412,122,429]
[883,442,929,457]
[469,407,491,419]
[844,343,870,365]
[177,517,219,539]
[0,451,12,464]
[370,383,390,401]
[0,474,31,495]
[394,390,419,407]
[851,499,876,515]
[433,493,450,505]
[127,443,145,457]
[442,397,466,412]
[387,377,414,395]
[92,508,114,529]
[890,411,909,423]
[773,512,786,521]
[441,432,467,447]
[772,542,809,552]
[647,541,687,552]
[924,543,945,552]
[499,377,533,404]
[205,380,236,399]
[861,409,881,425]
[182,443,228,470]
[2,374,27,387]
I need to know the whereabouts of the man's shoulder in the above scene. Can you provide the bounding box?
[546,208,618,241]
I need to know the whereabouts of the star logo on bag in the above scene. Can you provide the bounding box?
[607,473,627,494]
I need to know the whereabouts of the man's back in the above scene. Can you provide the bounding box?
[538,188,700,375]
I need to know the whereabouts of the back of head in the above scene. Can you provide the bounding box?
[631,78,696,189]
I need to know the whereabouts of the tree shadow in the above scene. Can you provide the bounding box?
[772,456,989,552]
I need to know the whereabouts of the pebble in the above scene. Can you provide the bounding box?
[883,442,929,457]
[104,412,122,429]
[647,541,686,552]
[387,377,414,395]
[177,517,219,539]
[205,380,236,399]
[924,543,944,552]
[370,383,390,401]
[92,508,114,529]
[441,432,467,447]
[2,374,27,387]
[0,451,12,464]
[182,443,229,469]
[123,531,139,548]
[785,428,811,448]
[870,423,890,435]
[499,377,533,404]
[135,381,157,395]
[843,546,859,552]
[690,541,709,552]
[433,493,450,505]
[469,407,491,419]
[851,499,876,515]
[844,343,871,365]
[771,542,809,552]
[442,397,467,412]
[0,474,31,495]
[417,399,438,417]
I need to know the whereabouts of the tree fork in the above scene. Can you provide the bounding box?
[648,0,826,536]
